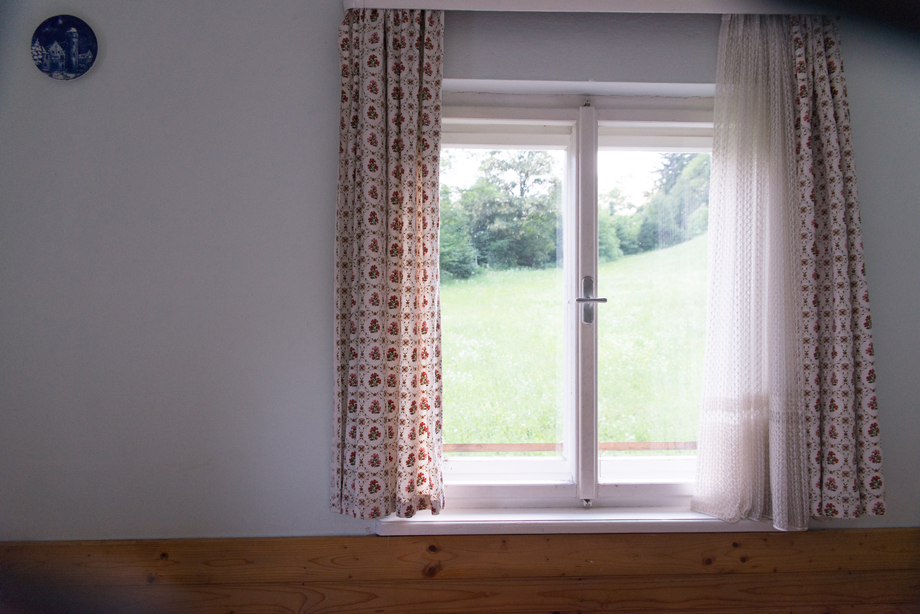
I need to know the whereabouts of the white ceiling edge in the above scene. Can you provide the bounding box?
[443,79,715,98]
[342,0,811,13]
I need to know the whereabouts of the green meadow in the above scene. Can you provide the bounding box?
[440,233,707,453]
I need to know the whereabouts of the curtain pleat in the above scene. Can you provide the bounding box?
[332,9,445,519]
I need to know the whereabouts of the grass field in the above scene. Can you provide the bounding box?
[440,233,707,454]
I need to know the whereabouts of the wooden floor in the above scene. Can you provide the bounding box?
[1,529,918,613]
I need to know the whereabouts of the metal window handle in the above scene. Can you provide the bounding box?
[579,276,606,324]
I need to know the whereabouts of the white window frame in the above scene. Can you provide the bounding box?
[437,109,580,494]
[376,93,773,534]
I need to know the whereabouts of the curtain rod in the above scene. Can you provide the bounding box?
[342,0,809,13]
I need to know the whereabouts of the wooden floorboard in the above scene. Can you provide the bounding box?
[1,529,918,613]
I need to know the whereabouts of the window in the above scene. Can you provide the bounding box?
[439,115,571,494]
[594,119,712,492]
[428,94,715,513]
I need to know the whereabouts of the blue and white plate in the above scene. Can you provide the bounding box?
[31,15,97,81]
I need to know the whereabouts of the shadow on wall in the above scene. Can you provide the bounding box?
[0,1,17,109]
[803,0,920,34]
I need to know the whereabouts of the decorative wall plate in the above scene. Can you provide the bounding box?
[31,15,97,80]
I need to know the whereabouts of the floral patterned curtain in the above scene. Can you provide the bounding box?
[332,9,445,519]
[791,16,885,519]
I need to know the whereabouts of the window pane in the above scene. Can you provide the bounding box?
[439,148,565,457]
[596,151,709,464]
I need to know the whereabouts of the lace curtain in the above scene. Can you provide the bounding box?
[332,9,445,519]
[692,15,885,530]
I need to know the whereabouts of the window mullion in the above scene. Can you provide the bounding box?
[575,104,599,502]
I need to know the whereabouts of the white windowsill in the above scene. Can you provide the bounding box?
[375,507,777,535]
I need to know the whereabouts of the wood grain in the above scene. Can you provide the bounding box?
[1,573,917,614]
[1,529,918,613]
[2,530,915,584]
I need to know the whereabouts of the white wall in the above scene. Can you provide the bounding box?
[0,0,372,539]
[444,11,721,83]
[837,19,920,529]
[0,3,916,540]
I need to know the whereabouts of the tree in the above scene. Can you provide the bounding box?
[460,151,561,269]
[653,153,695,194]
[599,187,633,216]
[480,150,555,199]
[31,38,44,66]
[632,152,711,253]
[614,214,641,255]
[635,203,660,252]
[598,210,623,262]
[439,185,479,279]
[674,153,711,239]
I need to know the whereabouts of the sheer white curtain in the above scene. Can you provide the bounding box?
[692,15,886,531]
[691,15,809,531]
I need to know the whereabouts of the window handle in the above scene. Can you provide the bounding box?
[579,276,606,324]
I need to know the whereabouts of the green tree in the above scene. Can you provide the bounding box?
[599,187,633,216]
[632,153,711,253]
[614,214,641,255]
[635,203,660,252]
[439,185,479,279]
[461,151,561,269]
[654,153,695,194]
[598,210,623,262]
[675,153,711,239]
[481,150,556,199]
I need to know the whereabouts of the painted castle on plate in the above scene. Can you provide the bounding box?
[32,15,97,80]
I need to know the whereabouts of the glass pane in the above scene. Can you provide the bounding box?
[439,148,565,457]
[595,151,710,461]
